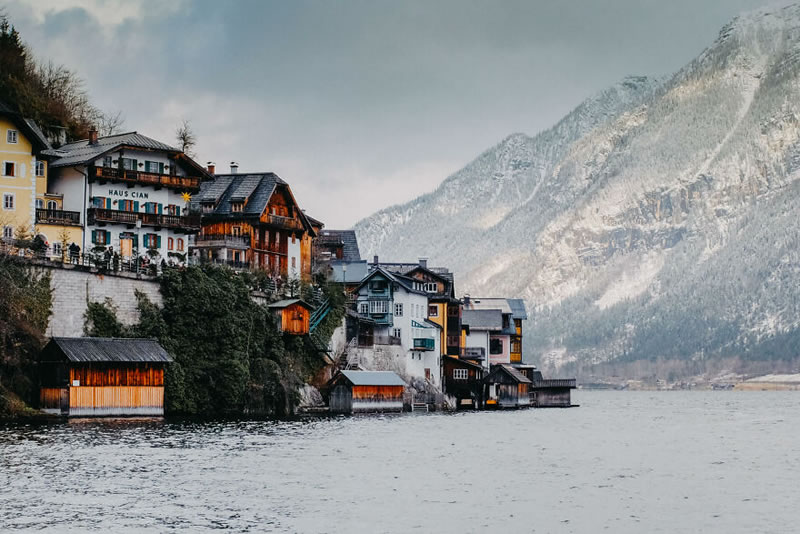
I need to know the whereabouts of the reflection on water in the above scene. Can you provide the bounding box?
[1,391,799,533]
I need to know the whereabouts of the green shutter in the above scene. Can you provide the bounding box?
[105,231,111,244]
[91,230,97,244]
[158,162,164,174]
[175,206,180,216]
[156,235,162,248]
[133,159,138,170]
[133,201,139,212]
[157,203,163,215]
[105,198,111,209]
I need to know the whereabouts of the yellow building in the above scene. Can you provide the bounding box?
[403,263,462,358]
[0,100,81,259]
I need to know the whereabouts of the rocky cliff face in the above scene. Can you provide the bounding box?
[355,5,800,377]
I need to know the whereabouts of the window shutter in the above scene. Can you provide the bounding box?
[133,201,139,212]
[158,162,164,174]
[157,203,163,215]
[105,198,111,209]
[118,199,124,211]
[175,206,181,216]
[105,231,111,244]
[143,234,149,248]
[156,235,162,248]
[133,159,138,170]
[91,230,97,244]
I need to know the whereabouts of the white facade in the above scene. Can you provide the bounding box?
[465,330,490,369]
[287,232,301,279]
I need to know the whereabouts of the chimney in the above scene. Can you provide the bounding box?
[230,161,238,174]
[419,257,428,269]
[88,128,98,145]
[373,255,379,265]
[207,161,216,174]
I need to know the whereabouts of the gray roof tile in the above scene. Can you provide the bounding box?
[340,370,406,386]
[462,309,503,330]
[44,337,172,363]
[44,131,179,168]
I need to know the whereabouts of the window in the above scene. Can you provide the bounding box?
[53,242,62,257]
[166,204,180,216]
[490,338,503,355]
[36,199,43,209]
[103,156,113,167]
[35,161,45,176]
[7,130,18,143]
[47,200,58,210]
[3,194,14,210]
[359,302,369,315]
[424,282,437,293]
[428,305,438,317]
[177,238,184,251]
[92,230,110,245]
[394,303,403,317]
[2,226,12,239]
[392,328,402,338]
[448,305,459,317]
[291,234,296,244]
[3,162,15,177]
[453,369,468,380]
[231,202,243,212]
[168,237,174,250]
[232,226,242,237]
[512,340,522,354]
[145,161,162,173]
[291,257,296,269]
[369,300,389,314]
[122,158,137,171]
[447,335,460,347]
[369,280,387,292]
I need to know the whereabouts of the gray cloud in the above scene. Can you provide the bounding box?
[5,0,773,227]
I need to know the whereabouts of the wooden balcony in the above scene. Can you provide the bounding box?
[262,213,304,232]
[88,208,201,232]
[36,208,81,227]
[460,347,485,360]
[413,338,435,351]
[89,166,201,191]
[194,234,251,249]
[252,242,286,255]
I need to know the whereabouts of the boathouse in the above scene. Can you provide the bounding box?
[531,378,577,407]
[442,355,486,409]
[484,364,532,409]
[268,299,313,335]
[328,370,406,414]
[38,337,171,417]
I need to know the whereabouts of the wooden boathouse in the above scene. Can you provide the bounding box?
[268,299,313,335]
[531,378,577,407]
[484,364,532,409]
[38,337,172,417]
[328,370,406,414]
[442,355,486,409]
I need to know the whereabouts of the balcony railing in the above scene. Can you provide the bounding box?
[193,234,251,249]
[262,213,304,231]
[252,242,286,255]
[532,379,577,389]
[90,166,201,191]
[88,208,201,231]
[413,338,435,351]
[35,208,81,226]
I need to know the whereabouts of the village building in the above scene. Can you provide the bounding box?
[0,100,81,254]
[460,308,501,369]
[268,298,313,335]
[41,131,208,263]
[531,378,577,407]
[462,297,518,367]
[328,370,406,413]
[38,337,172,417]
[484,364,532,409]
[442,355,486,409]
[353,266,442,386]
[192,169,317,279]
[314,229,361,265]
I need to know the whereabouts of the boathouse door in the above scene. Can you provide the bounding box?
[60,388,69,415]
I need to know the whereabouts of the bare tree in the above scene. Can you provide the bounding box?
[96,110,125,136]
[175,119,197,158]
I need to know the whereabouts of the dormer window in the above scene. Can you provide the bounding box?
[424,282,437,293]
[232,202,243,212]
[202,203,214,213]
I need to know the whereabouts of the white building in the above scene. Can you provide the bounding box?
[354,267,442,387]
[43,130,209,262]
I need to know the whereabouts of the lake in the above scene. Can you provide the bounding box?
[1,391,798,533]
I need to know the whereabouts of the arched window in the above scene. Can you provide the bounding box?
[168,237,174,250]
[47,200,57,210]
[177,238,184,251]
[36,199,43,209]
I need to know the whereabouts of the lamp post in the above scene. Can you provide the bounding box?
[135,219,142,274]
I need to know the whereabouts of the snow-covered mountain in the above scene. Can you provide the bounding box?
[355,4,800,378]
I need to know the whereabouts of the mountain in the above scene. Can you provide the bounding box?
[354,4,800,380]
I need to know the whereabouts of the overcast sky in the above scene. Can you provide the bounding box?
[4,0,776,227]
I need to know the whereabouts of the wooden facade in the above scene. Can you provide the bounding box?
[484,364,532,409]
[442,356,486,409]
[328,371,406,414]
[532,379,577,408]
[38,337,171,417]
[268,299,313,335]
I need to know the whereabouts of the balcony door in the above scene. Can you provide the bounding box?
[120,237,133,258]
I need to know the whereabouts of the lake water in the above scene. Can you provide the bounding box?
[1,391,798,533]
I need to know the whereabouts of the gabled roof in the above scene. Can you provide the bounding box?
[462,309,503,331]
[486,364,532,384]
[43,131,180,168]
[442,355,485,372]
[41,337,172,363]
[339,370,406,387]
[196,172,315,235]
[267,298,314,310]
[317,230,361,261]
[464,297,512,314]
[0,99,52,152]
[355,266,426,295]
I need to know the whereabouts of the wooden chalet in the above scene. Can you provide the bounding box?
[268,298,313,335]
[193,172,317,279]
[328,370,406,414]
[38,337,171,417]
[484,364,532,409]
[442,355,486,409]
